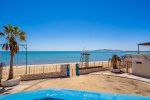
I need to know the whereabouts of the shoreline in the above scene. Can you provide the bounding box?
[7,59,109,66]
[3,60,109,68]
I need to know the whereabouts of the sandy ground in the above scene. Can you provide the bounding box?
[25,74,150,96]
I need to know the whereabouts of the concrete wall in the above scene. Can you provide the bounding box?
[20,64,69,81]
[20,72,68,81]
[132,62,150,79]
[79,67,108,75]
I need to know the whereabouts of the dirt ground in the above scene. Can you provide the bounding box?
[25,74,150,96]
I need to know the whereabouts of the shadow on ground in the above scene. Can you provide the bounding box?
[0,87,13,95]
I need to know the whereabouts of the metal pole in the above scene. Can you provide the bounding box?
[25,44,28,74]
[108,60,109,68]
[138,44,140,54]
[29,67,30,74]
[43,65,44,73]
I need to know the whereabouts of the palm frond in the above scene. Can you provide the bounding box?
[1,24,26,54]
[14,26,19,31]
[19,31,26,41]
[8,24,13,30]
[14,26,19,36]
[2,43,9,50]
[0,32,4,36]
[3,26,9,33]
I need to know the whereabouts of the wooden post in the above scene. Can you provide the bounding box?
[29,67,30,75]
[56,64,57,72]
[34,66,35,74]
[126,61,128,73]
[108,60,109,68]
[138,44,140,54]
[43,65,44,73]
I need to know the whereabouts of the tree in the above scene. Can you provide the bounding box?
[0,24,26,80]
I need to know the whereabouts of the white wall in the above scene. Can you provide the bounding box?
[132,62,150,78]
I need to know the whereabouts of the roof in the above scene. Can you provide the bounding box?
[123,54,150,61]
[138,42,150,46]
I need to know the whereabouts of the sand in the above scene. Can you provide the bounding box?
[25,74,150,96]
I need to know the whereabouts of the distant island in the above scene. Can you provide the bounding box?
[92,49,150,52]
[93,49,123,52]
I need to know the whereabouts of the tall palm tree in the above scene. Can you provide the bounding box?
[0,24,26,80]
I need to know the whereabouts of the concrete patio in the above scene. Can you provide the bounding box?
[91,71,150,83]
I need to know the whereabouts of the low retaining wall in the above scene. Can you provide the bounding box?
[76,64,108,75]
[20,72,67,81]
[79,67,103,75]
[20,64,70,81]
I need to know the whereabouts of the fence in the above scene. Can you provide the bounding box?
[2,64,70,80]
[20,64,70,81]
[119,61,132,73]
[76,61,109,75]
[75,60,133,75]
[78,61,109,68]
[1,61,110,80]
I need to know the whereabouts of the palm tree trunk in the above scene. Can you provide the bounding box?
[0,65,3,86]
[8,53,14,80]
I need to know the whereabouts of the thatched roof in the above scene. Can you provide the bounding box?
[123,54,150,61]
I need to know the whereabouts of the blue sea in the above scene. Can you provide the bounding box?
[0,51,150,65]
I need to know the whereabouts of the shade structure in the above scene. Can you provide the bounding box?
[138,42,150,54]
[138,42,150,46]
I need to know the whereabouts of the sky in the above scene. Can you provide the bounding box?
[0,0,150,51]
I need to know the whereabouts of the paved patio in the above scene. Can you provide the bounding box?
[0,79,45,94]
[91,71,150,83]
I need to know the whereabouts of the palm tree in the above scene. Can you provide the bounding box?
[0,24,26,80]
[111,54,121,69]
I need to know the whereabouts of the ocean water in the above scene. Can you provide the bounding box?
[0,51,150,65]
